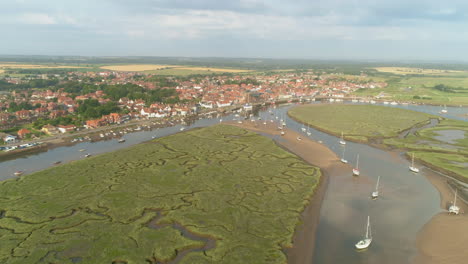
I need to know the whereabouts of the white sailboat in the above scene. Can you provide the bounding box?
[353,154,360,176]
[306,125,311,136]
[409,153,419,173]
[371,176,380,199]
[339,132,346,145]
[449,189,460,215]
[301,124,306,132]
[340,146,348,164]
[440,105,448,114]
[355,216,372,250]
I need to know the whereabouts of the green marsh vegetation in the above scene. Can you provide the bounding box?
[0,125,320,264]
[289,104,467,181]
[288,104,435,142]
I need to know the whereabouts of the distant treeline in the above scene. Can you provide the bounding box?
[4,55,468,72]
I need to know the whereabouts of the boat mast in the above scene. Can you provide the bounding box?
[412,153,415,167]
[454,189,458,207]
[365,216,370,239]
[375,176,380,192]
[356,154,359,169]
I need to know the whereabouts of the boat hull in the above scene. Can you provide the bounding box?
[355,238,372,250]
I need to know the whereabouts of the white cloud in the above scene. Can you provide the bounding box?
[19,13,57,25]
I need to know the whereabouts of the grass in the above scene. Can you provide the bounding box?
[0,124,320,263]
[288,104,435,141]
[355,75,468,105]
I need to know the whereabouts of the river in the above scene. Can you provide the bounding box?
[1,102,467,264]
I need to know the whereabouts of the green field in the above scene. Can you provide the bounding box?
[288,104,435,142]
[0,125,320,263]
[355,75,468,105]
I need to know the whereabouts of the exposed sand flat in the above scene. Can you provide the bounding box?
[414,172,468,264]
[228,120,342,264]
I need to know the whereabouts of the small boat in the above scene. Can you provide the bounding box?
[409,153,419,173]
[340,147,348,164]
[339,132,346,145]
[118,138,126,143]
[79,149,86,152]
[14,171,23,176]
[439,105,448,114]
[296,136,302,141]
[237,120,243,124]
[371,176,380,199]
[85,153,92,158]
[219,119,223,123]
[263,121,267,125]
[355,216,372,250]
[301,125,306,132]
[353,154,360,176]
[53,161,62,165]
[448,189,460,215]
[180,127,185,131]
[100,133,104,138]
[281,131,285,136]
[306,125,311,136]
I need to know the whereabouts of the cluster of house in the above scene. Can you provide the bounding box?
[1,70,387,145]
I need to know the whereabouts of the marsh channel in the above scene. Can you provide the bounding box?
[1,102,467,264]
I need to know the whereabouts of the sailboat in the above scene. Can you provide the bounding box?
[340,146,348,163]
[339,132,346,145]
[301,124,306,132]
[409,153,419,173]
[355,216,372,250]
[440,105,448,114]
[306,125,311,136]
[449,189,460,215]
[353,154,360,176]
[371,176,380,199]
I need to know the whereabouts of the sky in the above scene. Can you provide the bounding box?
[1,0,467,61]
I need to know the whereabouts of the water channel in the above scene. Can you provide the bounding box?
[1,102,467,263]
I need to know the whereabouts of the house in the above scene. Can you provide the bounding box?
[41,124,59,135]
[0,113,10,122]
[17,128,32,139]
[15,110,31,119]
[3,134,17,143]
[57,125,76,133]
[85,119,106,129]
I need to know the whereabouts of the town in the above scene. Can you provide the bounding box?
[0,69,386,149]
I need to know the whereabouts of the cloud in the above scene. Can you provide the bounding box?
[19,13,57,24]
[2,0,468,60]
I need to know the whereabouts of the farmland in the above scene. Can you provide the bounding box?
[374,67,464,76]
[0,125,320,263]
[100,64,171,71]
[100,64,252,74]
[0,63,88,70]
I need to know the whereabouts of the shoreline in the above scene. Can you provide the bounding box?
[228,120,340,264]
[413,170,468,264]
[287,104,468,264]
